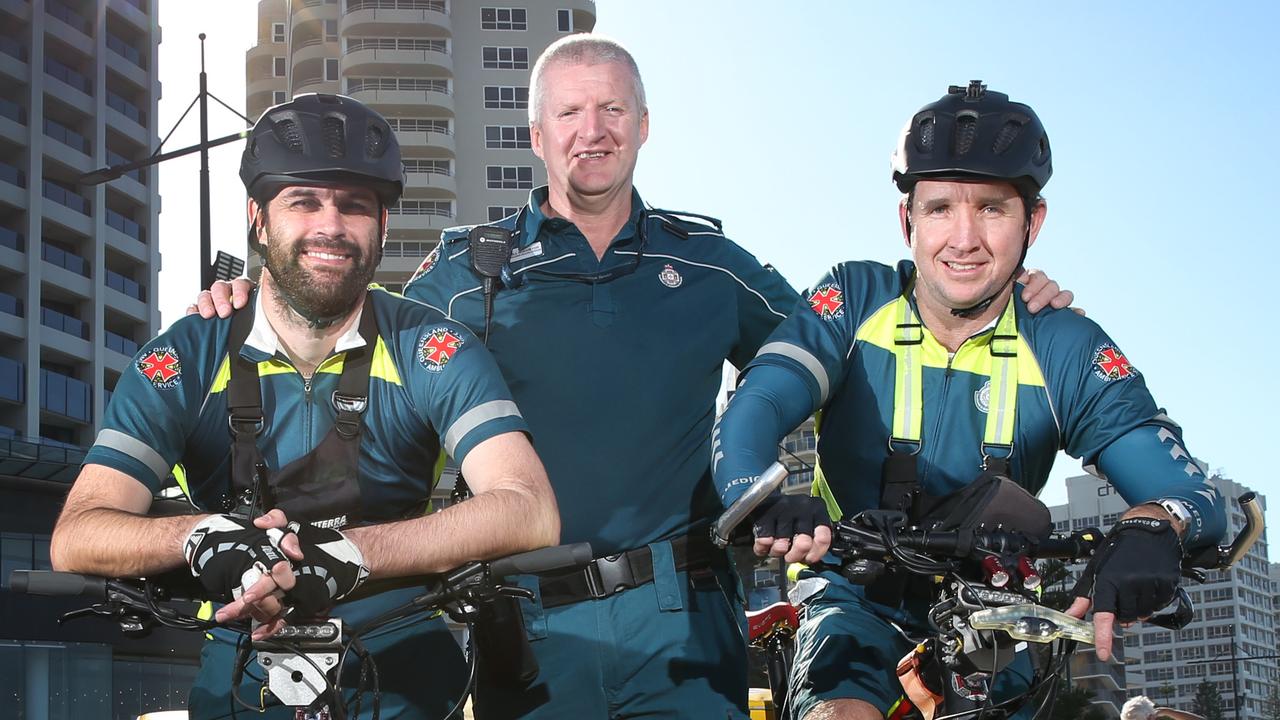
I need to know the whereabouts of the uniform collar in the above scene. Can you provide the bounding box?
[243,289,369,361]
[523,185,646,250]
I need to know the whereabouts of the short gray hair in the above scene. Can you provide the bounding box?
[1121,696,1158,720]
[528,34,647,125]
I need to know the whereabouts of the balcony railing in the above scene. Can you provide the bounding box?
[347,0,446,12]
[0,291,23,318]
[0,356,24,404]
[41,243,89,277]
[0,97,25,124]
[44,118,89,154]
[0,161,25,188]
[0,36,27,62]
[388,201,453,217]
[40,368,92,422]
[105,330,139,356]
[106,208,144,242]
[386,118,450,134]
[0,227,22,251]
[42,181,89,214]
[44,58,91,95]
[46,0,92,35]
[347,77,448,94]
[107,91,144,125]
[40,306,88,340]
[106,33,144,68]
[346,38,448,53]
[106,268,146,302]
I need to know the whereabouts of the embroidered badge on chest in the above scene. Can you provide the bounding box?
[1091,343,1138,382]
[808,283,844,321]
[137,346,182,388]
[974,380,991,413]
[418,327,464,372]
[658,263,682,288]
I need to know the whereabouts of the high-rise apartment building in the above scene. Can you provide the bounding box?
[244,0,597,289]
[1048,473,1277,717]
[0,3,193,718]
[0,0,161,448]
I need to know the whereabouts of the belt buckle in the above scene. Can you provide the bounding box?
[585,554,635,599]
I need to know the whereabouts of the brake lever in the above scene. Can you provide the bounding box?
[1145,587,1195,630]
[58,605,116,625]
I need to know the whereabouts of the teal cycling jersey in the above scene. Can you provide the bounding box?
[85,287,527,617]
[713,259,1225,546]
[404,187,798,556]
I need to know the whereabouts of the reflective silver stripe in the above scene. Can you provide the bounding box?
[443,400,523,456]
[756,341,830,402]
[93,429,170,483]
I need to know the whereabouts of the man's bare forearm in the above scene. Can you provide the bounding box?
[50,464,205,577]
[51,506,204,577]
[348,482,559,578]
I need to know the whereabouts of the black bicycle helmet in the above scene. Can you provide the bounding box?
[240,93,404,207]
[891,80,1051,196]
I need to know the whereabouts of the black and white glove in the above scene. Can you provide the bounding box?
[183,515,290,602]
[752,495,833,545]
[284,521,369,619]
[1072,517,1182,622]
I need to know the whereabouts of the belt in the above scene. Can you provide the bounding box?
[538,534,727,609]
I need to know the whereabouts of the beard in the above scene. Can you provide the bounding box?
[263,227,378,323]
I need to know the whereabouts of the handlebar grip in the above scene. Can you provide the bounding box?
[9,571,108,598]
[711,462,790,548]
[1034,528,1103,560]
[489,542,594,577]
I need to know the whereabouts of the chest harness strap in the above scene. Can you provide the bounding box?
[879,291,1021,515]
[222,293,378,527]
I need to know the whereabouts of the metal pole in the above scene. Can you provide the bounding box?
[198,33,212,289]
[1231,623,1241,720]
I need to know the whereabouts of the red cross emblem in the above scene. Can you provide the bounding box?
[137,347,181,388]
[1092,344,1136,381]
[808,284,844,320]
[409,246,440,285]
[419,327,463,371]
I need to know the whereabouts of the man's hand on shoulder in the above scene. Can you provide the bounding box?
[1019,268,1083,315]
[186,278,254,319]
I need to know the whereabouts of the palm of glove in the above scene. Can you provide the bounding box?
[1072,517,1182,623]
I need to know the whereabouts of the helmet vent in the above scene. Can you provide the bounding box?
[365,124,387,160]
[321,116,346,158]
[992,118,1024,155]
[915,116,934,152]
[272,117,305,152]
[954,114,977,156]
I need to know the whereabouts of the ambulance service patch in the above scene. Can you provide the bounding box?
[137,346,182,388]
[1091,343,1138,382]
[407,245,440,285]
[418,327,463,372]
[808,283,844,321]
[658,263,683,288]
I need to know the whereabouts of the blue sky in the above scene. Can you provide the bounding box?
[155,2,1279,535]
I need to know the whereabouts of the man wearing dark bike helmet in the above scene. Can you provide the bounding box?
[713,81,1226,720]
[51,93,559,720]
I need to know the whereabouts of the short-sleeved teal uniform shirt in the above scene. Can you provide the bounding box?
[404,187,799,555]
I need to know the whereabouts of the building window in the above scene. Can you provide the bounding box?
[482,46,529,70]
[485,125,531,149]
[273,56,286,77]
[481,7,527,30]
[325,19,338,41]
[557,9,573,32]
[325,58,339,82]
[272,22,286,44]
[273,91,287,105]
[483,86,528,109]
[486,165,534,190]
[487,206,520,222]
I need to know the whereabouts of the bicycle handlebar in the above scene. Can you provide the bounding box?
[711,462,789,548]
[10,570,108,598]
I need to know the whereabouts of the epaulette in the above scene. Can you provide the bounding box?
[646,208,725,239]
[440,224,475,244]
